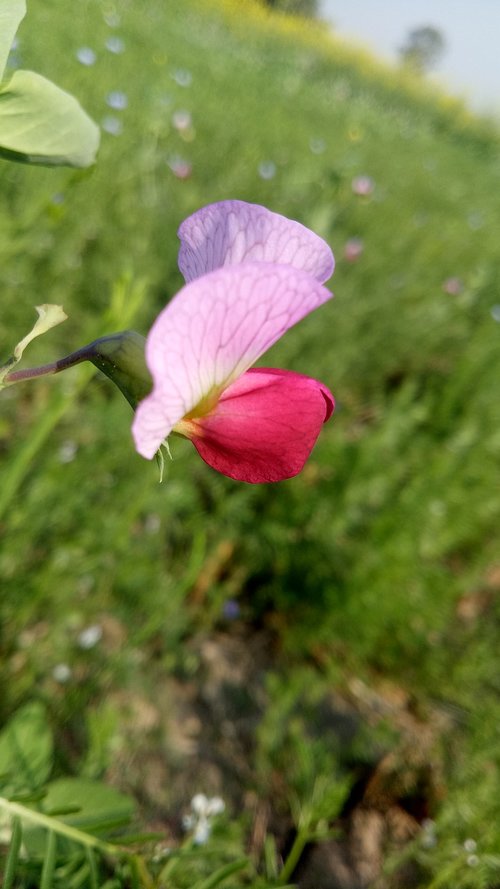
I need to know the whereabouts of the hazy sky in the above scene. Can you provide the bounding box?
[319,0,500,114]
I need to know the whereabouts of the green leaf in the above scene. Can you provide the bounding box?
[0,0,25,82]
[0,69,100,167]
[0,702,53,792]
[22,778,135,858]
[192,859,249,889]
[42,778,135,832]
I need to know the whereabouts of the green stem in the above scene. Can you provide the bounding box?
[278,827,310,885]
[0,796,119,856]
[3,330,150,408]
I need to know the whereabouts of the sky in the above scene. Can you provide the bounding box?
[319,0,500,114]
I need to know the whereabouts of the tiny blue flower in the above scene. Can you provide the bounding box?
[172,68,192,87]
[105,36,125,54]
[106,90,128,110]
[76,47,96,66]
[101,115,123,136]
[258,161,276,180]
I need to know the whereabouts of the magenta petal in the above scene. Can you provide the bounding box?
[178,200,334,284]
[182,368,334,483]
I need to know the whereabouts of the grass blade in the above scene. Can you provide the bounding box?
[3,816,23,889]
[40,829,57,889]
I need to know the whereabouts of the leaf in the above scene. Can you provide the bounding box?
[0,69,100,167]
[0,0,25,82]
[0,702,53,792]
[42,778,135,831]
[22,778,135,858]
[13,304,68,361]
[0,304,67,390]
[192,859,249,889]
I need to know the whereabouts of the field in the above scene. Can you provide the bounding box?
[1,1,500,886]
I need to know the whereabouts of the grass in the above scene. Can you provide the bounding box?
[1,0,500,886]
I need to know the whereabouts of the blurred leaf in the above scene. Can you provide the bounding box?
[23,778,135,858]
[0,0,25,82]
[0,69,100,166]
[42,778,135,830]
[0,702,53,791]
[192,858,249,889]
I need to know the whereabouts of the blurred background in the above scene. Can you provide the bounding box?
[320,0,500,113]
[1,1,500,886]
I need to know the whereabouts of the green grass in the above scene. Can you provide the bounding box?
[2,1,500,886]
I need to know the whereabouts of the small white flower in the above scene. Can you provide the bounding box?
[172,68,192,87]
[106,91,128,111]
[58,440,77,464]
[77,624,103,650]
[309,137,326,154]
[184,794,225,845]
[191,794,209,815]
[105,36,125,54]
[52,663,72,683]
[101,116,123,136]
[76,47,96,66]
[193,819,210,845]
[205,797,225,816]
[258,160,276,180]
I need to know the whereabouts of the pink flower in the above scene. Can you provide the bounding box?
[442,276,463,296]
[351,175,375,197]
[344,237,364,263]
[132,200,335,483]
[168,156,192,179]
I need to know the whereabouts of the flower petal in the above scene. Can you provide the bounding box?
[178,200,334,284]
[132,264,332,459]
[179,368,334,483]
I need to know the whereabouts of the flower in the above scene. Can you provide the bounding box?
[344,237,364,263]
[132,200,335,483]
[77,624,103,649]
[167,156,192,179]
[258,160,276,180]
[183,794,225,845]
[172,109,192,132]
[351,175,375,196]
[105,36,125,54]
[442,276,463,295]
[101,115,123,136]
[76,47,96,66]
[106,90,128,111]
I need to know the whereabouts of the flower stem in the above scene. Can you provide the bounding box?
[3,330,151,408]
[3,347,89,383]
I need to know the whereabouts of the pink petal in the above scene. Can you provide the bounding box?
[178,368,334,483]
[132,264,332,459]
[178,200,334,284]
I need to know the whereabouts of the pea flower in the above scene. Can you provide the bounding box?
[132,200,335,483]
[183,794,225,845]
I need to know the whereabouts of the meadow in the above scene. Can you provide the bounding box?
[1,1,500,886]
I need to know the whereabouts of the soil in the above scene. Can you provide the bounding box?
[106,624,450,888]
